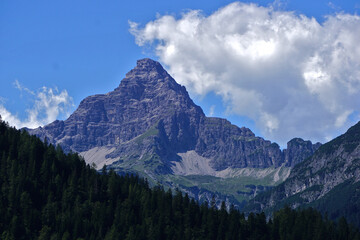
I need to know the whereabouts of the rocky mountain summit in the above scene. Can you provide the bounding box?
[28,58,319,172]
[28,58,321,206]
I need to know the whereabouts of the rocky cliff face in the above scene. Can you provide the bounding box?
[283,138,322,167]
[28,59,319,173]
[245,121,360,224]
[30,59,202,153]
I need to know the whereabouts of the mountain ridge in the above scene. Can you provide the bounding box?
[28,58,320,171]
[27,58,321,205]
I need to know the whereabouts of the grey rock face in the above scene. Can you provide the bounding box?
[30,59,201,153]
[283,138,322,167]
[28,58,319,171]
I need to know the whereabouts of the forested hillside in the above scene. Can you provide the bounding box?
[0,118,359,240]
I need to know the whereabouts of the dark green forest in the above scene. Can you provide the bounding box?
[0,118,359,240]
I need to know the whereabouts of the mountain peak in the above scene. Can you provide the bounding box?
[136,58,162,68]
[28,58,314,171]
[123,58,167,80]
[114,58,191,104]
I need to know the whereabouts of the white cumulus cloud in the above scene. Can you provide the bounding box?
[130,2,360,145]
[0,81,74,129]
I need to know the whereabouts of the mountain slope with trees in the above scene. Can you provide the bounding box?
[245,121,360,228]
[0,117,358,239]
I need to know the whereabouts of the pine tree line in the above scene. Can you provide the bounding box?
[0,118,359,239]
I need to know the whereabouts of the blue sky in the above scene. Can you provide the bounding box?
[1,0,360,147]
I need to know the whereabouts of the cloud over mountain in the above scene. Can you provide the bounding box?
[130,2,360,145]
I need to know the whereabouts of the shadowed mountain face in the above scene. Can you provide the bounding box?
[28,58,320,174]
[245,121,360,227]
